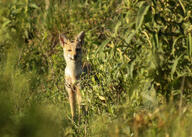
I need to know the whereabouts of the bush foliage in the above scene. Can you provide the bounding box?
[0,0,192,137]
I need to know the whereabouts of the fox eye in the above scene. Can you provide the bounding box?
[68,49,72,52]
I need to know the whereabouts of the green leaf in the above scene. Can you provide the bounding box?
[130,60,136,79]
[171,36,183,56]
[171,55,182,80]
[114,21,121,36]
[125,31,136,44]
[188,33,192,58]
[96,39,111,54]
[98,95,106,101]
[136,2,150,30]
[179,0,186,14]
[2,19,11,28]
[29,3,39,9]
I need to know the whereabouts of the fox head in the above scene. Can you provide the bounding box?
[59,31,85,64]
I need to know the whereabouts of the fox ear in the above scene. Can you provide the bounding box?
[76,31,85,45]
[59,33,68,48]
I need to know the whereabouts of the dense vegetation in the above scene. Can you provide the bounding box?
[0,0,192,136]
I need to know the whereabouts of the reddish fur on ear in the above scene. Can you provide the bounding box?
[59,33,68,47]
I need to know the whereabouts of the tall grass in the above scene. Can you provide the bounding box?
[0,0,191,136]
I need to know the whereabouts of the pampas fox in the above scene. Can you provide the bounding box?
[59,31,85,120]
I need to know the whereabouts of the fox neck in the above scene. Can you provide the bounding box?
[65,60,82,82]
[66,60,82,70]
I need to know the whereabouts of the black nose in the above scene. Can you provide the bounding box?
[74,55,78,60]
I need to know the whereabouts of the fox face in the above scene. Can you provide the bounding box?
[59,32,85,64]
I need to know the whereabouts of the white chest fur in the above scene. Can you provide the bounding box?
[65,63,82,83]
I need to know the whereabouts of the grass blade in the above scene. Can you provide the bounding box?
[136,2,150,30]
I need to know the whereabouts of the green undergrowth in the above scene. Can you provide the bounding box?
[0,0,192,137]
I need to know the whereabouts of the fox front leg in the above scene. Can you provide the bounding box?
[66,86,77,120]
[76,84,82,119]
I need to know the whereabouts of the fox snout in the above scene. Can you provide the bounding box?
[68,54,78,60]
[74,54,78,60]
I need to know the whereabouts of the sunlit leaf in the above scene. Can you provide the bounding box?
[114,21,121,36]
[96,39,111,54]
[29,3,39,9]
[171,55,182,80]
[125,31,136,44]
[136,2,150,30]
[98,95,106,101]
[188,33,192,57]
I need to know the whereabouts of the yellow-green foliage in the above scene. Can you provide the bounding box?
[0,0,192,137]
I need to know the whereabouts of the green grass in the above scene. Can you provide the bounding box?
[0,0,192,137]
